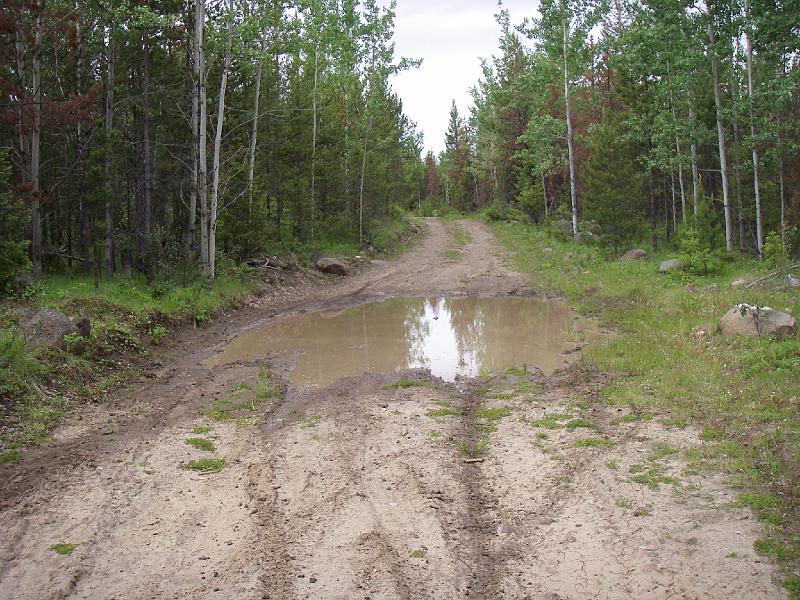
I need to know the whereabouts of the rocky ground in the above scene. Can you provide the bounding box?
[0,219,787,599]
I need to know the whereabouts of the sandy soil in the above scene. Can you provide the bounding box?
[0,219,786,599]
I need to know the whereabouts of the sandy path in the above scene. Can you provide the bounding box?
[0,219,786,599]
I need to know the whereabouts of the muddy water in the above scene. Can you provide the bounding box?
[205,297,581,387]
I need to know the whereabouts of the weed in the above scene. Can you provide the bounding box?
[615,498,633,509]
[531,413,573,429]
[606,458,620,470]
[725,551,738,558]
[660,417,688,428]
[182,458,226,473]
[478,367,492,382]
[456,438,488,458]
[191,425,210,434]
[574,438,615,448]
[50,543,78,555]
[504,365,528,376]
[430,430,442,438]
[0,449,21,464]
[564,418,596,431]
[612,413,651,425]
[185,437,216,452]
[383,379,422,390]
[409,549,427,559]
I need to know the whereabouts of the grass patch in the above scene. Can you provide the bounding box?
[476,406,512,422]
[659,417,689,428]
[191,425,210,434]
[564,418,596,431]
[50,543,78,555]
[185,437,216,452]
[606,458,620,470]
[0,449,21,464]
[426,407,463,418]
[629,463,675,489]
[531,413,573,429]
[648,442,679,462]
[409,549,427,559]
[574,437,615,448]
[611,413,651,425]
[383,379,422,390]
[615,498,633,509]
[182,458,226,473]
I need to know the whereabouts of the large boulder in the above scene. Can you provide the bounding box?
[315,257,348,276]
[659,259,682,273]
[18,309,79,349]
[719,304,796,340]
[621,249,649,261]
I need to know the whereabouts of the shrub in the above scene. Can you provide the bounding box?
[0,151,31,295]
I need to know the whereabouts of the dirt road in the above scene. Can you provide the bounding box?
[0,219,786,599]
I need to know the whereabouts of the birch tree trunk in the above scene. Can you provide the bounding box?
[563,11,579,237]
[744,0,763,256]
[208,0,235,279]
[248,28,268,224]
[359,115,372,245]
[707,20,734,252]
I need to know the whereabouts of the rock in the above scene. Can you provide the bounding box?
[659,259,682,272]
[315,257,348,276]
[702,284,719,292]
[621,249,649,261]
[18,309,78,349]
[507,220,519,225]
[785,275,800,289]
[575,231,595,244]
[730,277,751,288]
[72,317,91,338]
[245,257,267,267]
[719,304,796,340]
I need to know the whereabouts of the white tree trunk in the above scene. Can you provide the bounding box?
[105,32,115,279]
[708,20,734,252]
[744,0,763,256]
[248,28,268,224]
[359,115,372,245]
[208,0,235,279]
[563,13,579,237]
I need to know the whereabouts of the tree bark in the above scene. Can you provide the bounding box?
[30,6,44,277]
[248,27,268,224]
[359,115,372,245]
[744,0,763,256]
[208,0,234,279]
[708,20,734,252]
[563,9,579,237]
[688,103,700,217]
[196,0,209,273]
[104,32,115,279]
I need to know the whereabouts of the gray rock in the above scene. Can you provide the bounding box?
[785,275,800,289]
[621,249,649,261]
[575,231,595,244]
[659,259,682,272]
[315,257,348,276]
[18,309,78,349]
[719,304,796,340]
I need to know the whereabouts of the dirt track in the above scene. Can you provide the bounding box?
[0,219,787,599]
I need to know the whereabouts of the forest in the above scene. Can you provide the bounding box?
[426,0,798,263]
[1,0,422,288]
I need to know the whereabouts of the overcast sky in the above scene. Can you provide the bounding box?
[387,0,540,154]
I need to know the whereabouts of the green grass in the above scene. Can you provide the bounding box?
[50,543,78,555]
[409,549,427,559]
[185,437,216,452]
[426,407,463,418]
[182,458,226,473]
[574,437,615,448]
[476,406,512,422]
[531,413,574,429]
[648,442,679,462]
[191,425,210,434]
[564,418,596,431]
[628,463,675,489]
[383,379,422,390]
[615,498,633,509]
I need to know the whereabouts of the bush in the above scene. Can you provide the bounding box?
[676,226,723,276]
[763,230,791,267]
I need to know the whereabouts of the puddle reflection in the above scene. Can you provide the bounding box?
[205,297,580,388]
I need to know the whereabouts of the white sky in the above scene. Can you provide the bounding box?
[387,0,541,154]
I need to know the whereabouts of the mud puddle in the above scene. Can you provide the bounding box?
[205,296,583,387]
